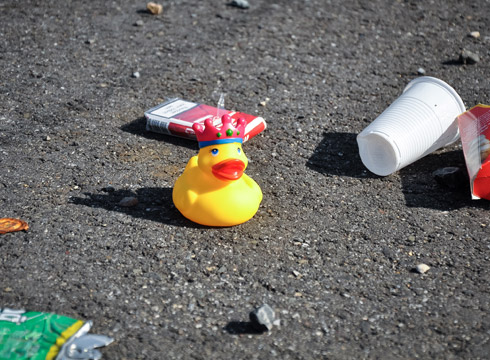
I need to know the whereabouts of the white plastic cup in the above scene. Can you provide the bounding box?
[357,76,466,176]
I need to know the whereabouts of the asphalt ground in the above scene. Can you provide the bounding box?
[1,0,489,359]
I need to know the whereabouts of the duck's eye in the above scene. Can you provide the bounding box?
[237,148,241,154]
[211,148,219,156]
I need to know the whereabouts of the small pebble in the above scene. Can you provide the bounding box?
[132,71,140,78]
[228,0,250,9]
[134,20,144,27]
[147,2,163,15]
[417,67,426,75]
[259,97,270,107]
[118,196,139,207]
[469,31,480,39]
[459,49,480,64]
[382,247,395,261]
[415,264,430,274]
[30,70,42,78]
[85,39,96,45]
[44,135,51,141]
[433,167,466,189]
[102,186,115,193]
[249,304,275,331]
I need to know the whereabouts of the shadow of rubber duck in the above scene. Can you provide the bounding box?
[69,187,204,228]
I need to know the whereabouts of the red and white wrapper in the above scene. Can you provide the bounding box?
[145,98,266,143]
[458,104,490,200]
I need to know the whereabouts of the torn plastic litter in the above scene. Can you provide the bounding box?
[0,308,113,360]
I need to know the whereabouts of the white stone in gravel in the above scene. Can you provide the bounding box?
[147,2,163,15]
[415,263,430,274]
[470,31,480,39]
[229,0,250,9]
[417,67,426,75]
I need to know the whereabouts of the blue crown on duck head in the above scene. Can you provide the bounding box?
[192,114,246,148]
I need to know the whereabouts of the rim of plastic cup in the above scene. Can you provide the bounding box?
[358,130,400,176]
[403,76,466,114]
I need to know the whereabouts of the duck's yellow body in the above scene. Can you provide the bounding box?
[173,142,262,227]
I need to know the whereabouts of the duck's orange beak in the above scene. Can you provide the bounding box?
[212,159,245,181]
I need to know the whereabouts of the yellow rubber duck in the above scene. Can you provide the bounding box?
[173,114,263,226]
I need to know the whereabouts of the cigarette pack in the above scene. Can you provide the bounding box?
[145,98,266,142]
[457,104,490,200]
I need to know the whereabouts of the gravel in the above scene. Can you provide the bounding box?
[249,304,276,331]
[469,31,481,39]
[117,196,139,207]
[459,49,481,64]
[228,0,250,9]
[433,166,467,190]
[414,264,431,274]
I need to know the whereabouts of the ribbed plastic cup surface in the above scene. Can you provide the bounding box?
[357,77,465,176]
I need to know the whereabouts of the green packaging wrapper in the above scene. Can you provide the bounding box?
[0,308,112,360]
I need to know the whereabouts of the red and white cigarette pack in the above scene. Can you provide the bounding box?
[145,98,266,142]
[458,104,490,200]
